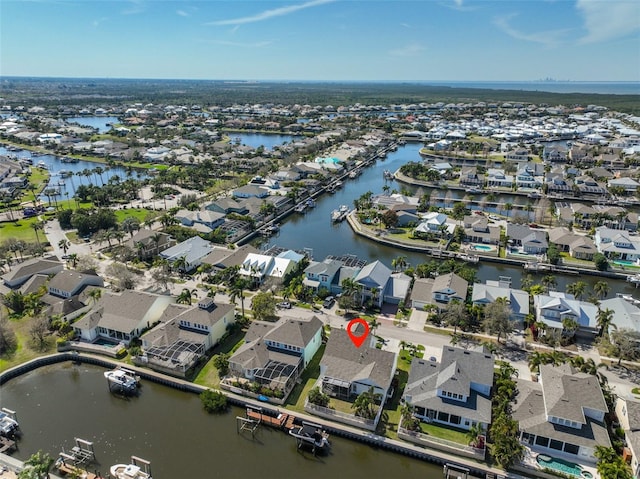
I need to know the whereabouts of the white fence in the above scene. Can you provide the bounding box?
[397,426,485,460]
[304,399,377,431]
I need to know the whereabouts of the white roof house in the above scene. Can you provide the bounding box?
[159,236,213,272]
[239,253,295,284]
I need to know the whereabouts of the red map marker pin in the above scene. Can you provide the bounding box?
[346,318,370,348]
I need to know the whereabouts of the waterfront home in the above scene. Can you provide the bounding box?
[595,227,640,262]
[608,177,640,193]
[615,398,640,478]
[471,278,529,323]
[534,292,599,338]
[486,168,513,188]
[228,316,323,396]
[548,227,597,260]
[515,163,543,190]
[303,257,361,295]
[205,197,250,215]
[513,363,610,463]
[459,167,484,187]
[174,209,225,233]
[139,298,234,376]
[396,211,421,227]
[574,175,608,196]
[542,145,568,163]
[2,256,63,289]
[414,212,451,235]
[409,273,468,311]
[47,270,104,299]
[506,224,548,254]
[354,260,393,308]
[371,193,419,213]
[598,297,640,334]
[463,216,500,245]
[545,172,573,194]
[73,290,173,344]
[384,272,412,305]
[320,326,396,401]
[231,184,270,199]
[124,230,175,261]
[403,346,494,432]
[201,244,260,273]
[159,236,213,273]
[239,253,296,286]
[505,148,530,162]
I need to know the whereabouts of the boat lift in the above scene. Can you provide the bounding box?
[58,438,96,466]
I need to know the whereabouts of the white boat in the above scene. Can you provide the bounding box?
[527,192,542,199]
[104,367,139,393]
[331,205,350,223]
[331,209,342,222]
[0,409,18,436]
[110,456,152,479]
[289,422,330,452]
[37,160,48,169]
[294,203,307,213]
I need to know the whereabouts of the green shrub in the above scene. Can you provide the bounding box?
[200,389,228,414]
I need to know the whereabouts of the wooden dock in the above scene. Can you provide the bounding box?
[0,437,16,454]
[245,408,289,429]
[57,463,101,479]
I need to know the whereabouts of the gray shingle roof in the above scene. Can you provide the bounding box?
[321,328,396,393]
[513,377,610,449]
[2,256,62,286]
[354,260,391,289]
[265,316,323,348]
[431,272,468,300]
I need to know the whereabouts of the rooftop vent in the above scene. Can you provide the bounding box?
[198,297,215,311]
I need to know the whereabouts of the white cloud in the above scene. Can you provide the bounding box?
[207,0,335,26]
[494,14,570,47]
[122,0,144,15]
[92,17,109,27]
[400,23,411,29]
[389,43,425,57]
[177,10,189,17]
[576,0,640,44]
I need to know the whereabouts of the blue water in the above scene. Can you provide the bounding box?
[232,132,299,151]
[66,116,120,133]
[427,81,639,95]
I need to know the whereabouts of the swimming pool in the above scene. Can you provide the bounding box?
[315,157,341,164]
[473,245,493,251]
[536,454,588,477]
[614,259,636,267]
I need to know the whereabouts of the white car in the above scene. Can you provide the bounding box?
[488,215,500,221]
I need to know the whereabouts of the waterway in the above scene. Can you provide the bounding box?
[0,146,147,199]
[66,117,120,133]
[246,140,640,297]
[232,131,299,151]
[1,363,438,479]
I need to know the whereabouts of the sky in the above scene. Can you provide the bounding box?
[1,0,639,82]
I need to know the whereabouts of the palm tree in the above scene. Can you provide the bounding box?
[466,423,485,448]
[541,275,557,293]
[340,277,362,312]
[176,288,197,305]
[172,255,188,274]
[87,288,102,305]
[67,253,78,268]
[22,450,54,479]
[31,221,43,249]
[597,308,614,338]
[391,255,408,272]
[229,278,249,318]
[58,239,70,255]
[593,281,610,300]
[566,281,587,300]
[351,386,379,420]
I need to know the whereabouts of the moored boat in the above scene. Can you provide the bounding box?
[0,408,18,437]
[289,421,330,452]
[104,367,140,393]
[110,456,152,479]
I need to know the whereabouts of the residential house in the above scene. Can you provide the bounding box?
[506,224,548,254]
[140,298,234,376]
[534,292,599,337]
[159,236,213,272]
[615,398,640,478]
[354,260,393,308]
[410,273,468,310]
[414,212,451,236]
[320,326,396,400]
[595,227,640,262]
[598,297,640,334]
[472,277,529,323]
[384,272,412,305]
[2,256,63,289]
[548,227,597,260]
[205,197,250,215]
[574,176,607,196]
[515,163,543,190]
[459,167,484,187]
[545,172,573,194]
[231,184,269,199]
[73,290,173,344]
[239,253,296,285]
[403,346,494,432]
[229,316,323,395]
[543,145,568,163]
[124,230,175,261]
[513,364,610,462]
[486,169,513,188]
[201,244,260,273]
[396,211,421,227]
[463,216,500,245]
[609,177,640,193]
[174,209,225,233]
[47,270,104,299]
[505,148,530,162]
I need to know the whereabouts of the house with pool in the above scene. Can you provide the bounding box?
[513,363,610,464]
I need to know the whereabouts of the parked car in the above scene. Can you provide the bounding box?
[323,296,335,308]
[277,301,291,309]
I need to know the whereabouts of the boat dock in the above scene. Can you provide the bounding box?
[0,437,16,454]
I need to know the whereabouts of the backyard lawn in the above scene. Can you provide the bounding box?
[0,316,57,372]
[284,344,325,413]
[419,422,469,445]
[192,327,247,387]
[115,208,154,223]
[0,217,42,243]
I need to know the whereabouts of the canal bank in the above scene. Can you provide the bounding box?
[346,211,628,280]
[0,353,505,479]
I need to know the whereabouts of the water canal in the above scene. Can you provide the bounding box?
[2,363,438,478]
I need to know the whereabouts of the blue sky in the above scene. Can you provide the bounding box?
[1,0,639,81]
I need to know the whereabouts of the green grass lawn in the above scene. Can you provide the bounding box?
[284,344,325,413]
[115,208,153,223]
[192,327,247,387]
[0,217,45,243]
[0,316,57,373]
[419,422,469,445]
